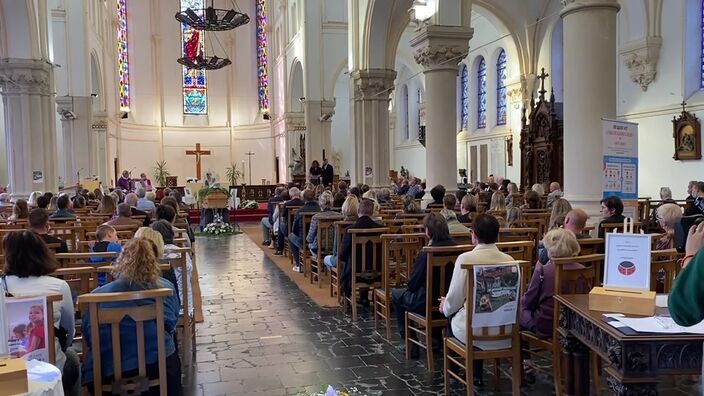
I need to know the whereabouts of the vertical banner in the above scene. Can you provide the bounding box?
[602,119,639,200]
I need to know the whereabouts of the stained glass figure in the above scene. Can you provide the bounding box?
[117,0,130,112]
[460,64,469,130]
[256,0,270,111]
[181,0,207,115]
[496,50,507,126]
[477,57,487,129]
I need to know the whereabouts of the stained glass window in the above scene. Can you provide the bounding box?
[496,50,507,125]
[181,0,207,115]
[477,57,487,129]
[117,0,130,112]
[417,88,422,138]
[256,0,270,112]
[701,0,704,88]
[402,85,409,140]
[460,64,469,130]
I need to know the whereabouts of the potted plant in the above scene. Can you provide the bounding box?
[152,160,170,187]
[225,163,243,188]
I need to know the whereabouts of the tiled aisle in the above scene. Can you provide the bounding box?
[185,233,700,396]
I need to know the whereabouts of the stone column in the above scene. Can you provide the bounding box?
[56,95,95,185]
[91,111,109,185]
[411,25,473,195]
[561,0,620,211]
[0,58,58,198]
[350,69,396,187]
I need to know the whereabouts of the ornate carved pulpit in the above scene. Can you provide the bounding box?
[519,69,564,190]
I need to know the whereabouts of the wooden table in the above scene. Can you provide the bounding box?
[555,294,704,396]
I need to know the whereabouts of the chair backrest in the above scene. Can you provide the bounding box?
[522,218,547,240]
[463,261,520,348]
[401,224,426,234]
[380,218,417,234]
[299,212,316,247]
[286,205,302,228]
[396,213,427,220]
[333,220,355,262]
[496,240,535,264]
[450,231,473,245]
[78,288,173,396]
[498,227,539,243]
[52,266,99,298]
[650,249,681,293]
[551,254,603,294]
[577,238,604,256]
[55,252,119,268]
[162,247,192,318]
[424,244,474,319]
[381,233,426,289]
[316,216,343,257]
[601,222,642,234]
[348,228,389,280]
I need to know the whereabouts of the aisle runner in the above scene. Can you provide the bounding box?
[241,226,339,308]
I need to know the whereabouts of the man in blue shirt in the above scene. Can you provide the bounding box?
[49,195,76,219]
[135,188,156,212]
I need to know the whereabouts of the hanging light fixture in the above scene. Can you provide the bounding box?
[175,0,250,31]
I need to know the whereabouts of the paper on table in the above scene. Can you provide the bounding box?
[609,316,704,334]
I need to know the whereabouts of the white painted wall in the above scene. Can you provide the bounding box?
[330,74,351,175]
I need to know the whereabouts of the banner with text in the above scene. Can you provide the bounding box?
[602,119,638,200]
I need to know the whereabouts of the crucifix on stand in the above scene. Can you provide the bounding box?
[537,67,549,101]
[245,151,255,184]
[186,143,211,181]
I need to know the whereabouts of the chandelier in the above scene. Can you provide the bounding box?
[175,5,250,31]
[177,55,232,70]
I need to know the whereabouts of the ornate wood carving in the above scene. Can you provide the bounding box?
[672,101,701,161]
[519,68,564,190]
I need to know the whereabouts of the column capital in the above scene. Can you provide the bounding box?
[0,58,53,96]
[350,69,396,100]
[410,25,473,71]
[560,0,620,18]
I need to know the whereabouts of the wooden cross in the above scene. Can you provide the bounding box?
[186,143,211,180]
[681,101,687,112]
[537,67,550,100]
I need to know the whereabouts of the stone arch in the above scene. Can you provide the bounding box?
[288,60,304,113]
[90,51,105,111]
[360,0,414,70]
[326,58,348,100]
[549,18,564,102]
[0,0,40,59]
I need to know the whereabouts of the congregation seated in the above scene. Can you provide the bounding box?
[439,214,514,385]
[546,182,563,209]
[531,183,546,196]
[505,182,519,208]
[36,194,50,209]
[392,213,456,346]
[522,190,542,210]
[0,192,11,208]
[8,198,29,222]
[538,209,588,265]
[50,195,76,219]
[260,186,286,246]
[88,224,122,285]
[427,185,446,209]
[340,198,384,299]
[439,194,469,235]
[654,203,681,250]
[395,178,410,195]
[506,206,523,228]
[548,198,572,230]
[332,192,346,208]
[152,220,193,314]
[81,238,182,395]
[520,228,584,339]
[3,231,80,395]
[97,195,117,215]
[124,193,151,227]
[323,195,359,270]
[397,195,421,217]
[29,208,68,253]
[289,189,321,272]
[377,188,391,204]
[106,203,142,227]
[306,191,340,257]
[488,191,506,213]
[27,191,41,207]
[457,194,478,224]
[349,186,362,199]
[136,188,156,212]
[337,181,348,196]
[72,195,86,210]
[598,195,626,239]
[685,181,704,217]
[275,187,304,255]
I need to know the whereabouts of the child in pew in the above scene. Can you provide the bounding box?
[89,224,122,285]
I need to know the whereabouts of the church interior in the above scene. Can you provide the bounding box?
[1,0,704,395]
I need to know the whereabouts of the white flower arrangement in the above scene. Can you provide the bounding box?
[238,199,258,209]
[202,213,235,235]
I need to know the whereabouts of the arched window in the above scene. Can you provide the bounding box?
[701,0,704,88]
[460,64,469,130]
[416,88,422,138]
[117,0,130,112]
[496,49,507,125]
[256,0,269,111]
[402,84,409,140]
[477,57,487,129]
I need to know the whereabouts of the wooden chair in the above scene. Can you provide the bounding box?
[521,254,602,396]
[162,247,196,367]
[401,224,426,234]
[409,244,471,373]
[498,227,539,243]
[341,228,389,321]
[396,213,428,221]
[329,220,355,299]
[78,288,174,396]
[373,233,425,339]
[600,221,642,234]
[451,231,472,245]
[496,240,535,264]
[444,261,522,395]
[650,249,681,293]
[380,218,417,234]
[56,252,119,268]
[308,215,342,287]
[296,212,316,275]
[283,205,302,257]
[577,238,604,256]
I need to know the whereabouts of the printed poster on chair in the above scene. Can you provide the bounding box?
[5,296,49,362]
[471,263,520,328]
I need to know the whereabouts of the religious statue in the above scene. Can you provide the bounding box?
[673,102,702,161]
[290,133,306,176]
[400,166,409,179]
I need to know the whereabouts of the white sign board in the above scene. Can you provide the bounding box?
[604,233,651,290]
[602,119,639,200]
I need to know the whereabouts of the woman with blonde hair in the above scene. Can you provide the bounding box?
[506,207,523,228]
[134,227,165,257]
[8,199,29,222]
[531,183,546,196]
[548,198,573,230]
[520,229,583,339]
[655,203,682,250]
[47,196,59,213]
[82,238,182,395]
[27,191,43,207]
[96,195,117,215]
[489,191,506,212]
[398,194,421,217]
[323,195,359,269]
